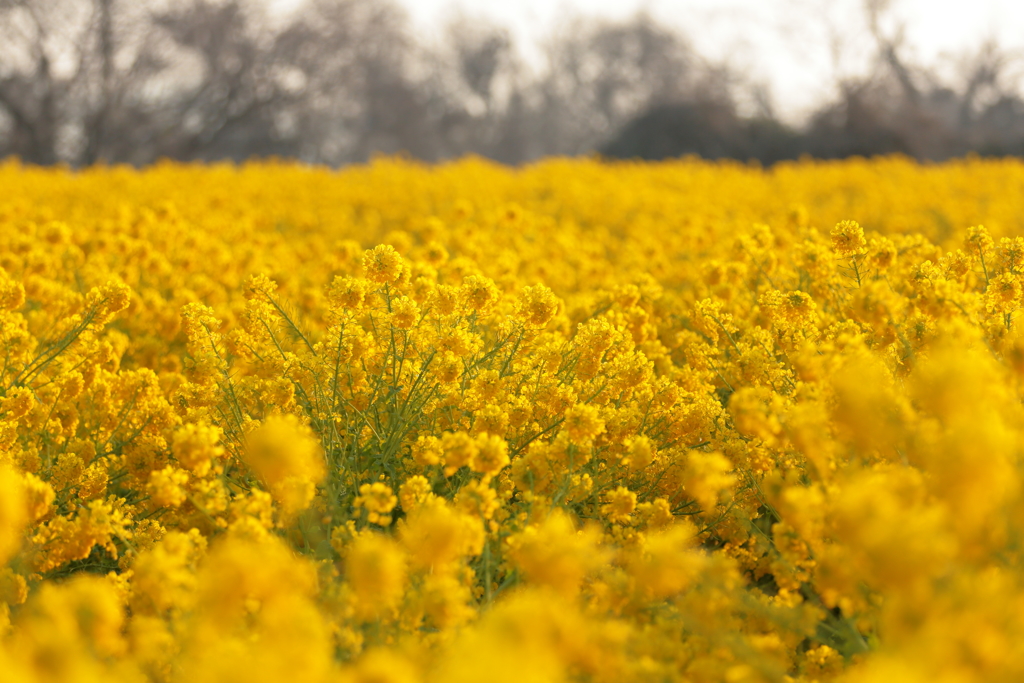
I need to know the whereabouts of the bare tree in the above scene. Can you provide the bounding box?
[0,0,106,163]
[269,0,442,164]
[528,12,700,156]
[6,0,1024,167]
[0,0,304,164]
[144,0,307,161]
[794,1,1024,160]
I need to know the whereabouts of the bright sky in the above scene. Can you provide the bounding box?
[394,0,1024,122]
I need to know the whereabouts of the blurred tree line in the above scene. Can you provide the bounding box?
[3,0,1024,166]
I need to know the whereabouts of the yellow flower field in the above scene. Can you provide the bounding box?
[1,155,1023,682]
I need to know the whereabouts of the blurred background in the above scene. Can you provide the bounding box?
[2,0,1024,166]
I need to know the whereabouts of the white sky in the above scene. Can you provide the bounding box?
[393,0,1024,122]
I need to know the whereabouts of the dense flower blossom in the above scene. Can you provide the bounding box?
[1,156,1024,682]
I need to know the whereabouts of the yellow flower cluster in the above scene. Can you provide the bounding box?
[0,154,1024,681]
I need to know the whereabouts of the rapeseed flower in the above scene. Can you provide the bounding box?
[2,156,1024,682]
[354,482,398,525]
[362,244,404,284]
[831,219,867,256]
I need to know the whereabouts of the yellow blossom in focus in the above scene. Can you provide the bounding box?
[516,284,560,327]
[390,296,420,329]
[363,244,404,284]
[985,272,1021,314]
[460,274,501,313]
[831,219,867,257]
